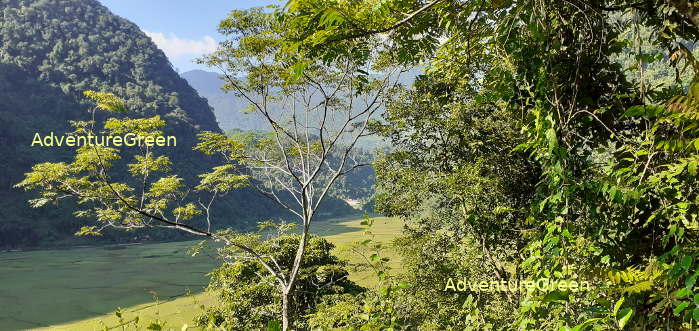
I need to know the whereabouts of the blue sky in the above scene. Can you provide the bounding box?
[99,0,276,72]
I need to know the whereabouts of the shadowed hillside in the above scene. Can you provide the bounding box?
[0,0,354,248]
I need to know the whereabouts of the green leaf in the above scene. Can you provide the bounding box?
[681,255,693,271]
[674,301,690,316]
[689,161,698,176]
[623,105,664,117]
[617,307,633,329]
[291,61,308,81]
[676,288,691,298]
[543,291,569,302]
[546,128,558,152]
[685,275,696,290]
[613,297,624,315]
[624,105,646,117]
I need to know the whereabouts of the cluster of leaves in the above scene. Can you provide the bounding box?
[307,216,415,330]
[196,228,363,330]
[14,91,249,238]
[273,0,699,329]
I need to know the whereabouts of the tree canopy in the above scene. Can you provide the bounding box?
[273,0,699,328]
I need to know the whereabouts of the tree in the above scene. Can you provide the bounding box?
[196,226,362,330]
[194,8,405,328]
[278,0,699,328]
[16,7,403,330]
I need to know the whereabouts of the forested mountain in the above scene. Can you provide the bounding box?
[0,0,353,248]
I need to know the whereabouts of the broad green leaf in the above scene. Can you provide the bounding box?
[689,161,698,176]
[617,308,633,329]
[674,301,690,316]
[613,297,624,315]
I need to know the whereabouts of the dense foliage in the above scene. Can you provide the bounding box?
[276,0,699,329]
[10,0,699,329]
[197,233,362,330]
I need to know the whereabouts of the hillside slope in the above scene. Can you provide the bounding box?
[0,0,354,248]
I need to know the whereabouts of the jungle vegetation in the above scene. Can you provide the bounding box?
[11,0,699,330]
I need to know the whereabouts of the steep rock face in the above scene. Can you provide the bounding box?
[0,0,319,248]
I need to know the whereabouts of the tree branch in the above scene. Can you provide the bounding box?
[322,0,444,44]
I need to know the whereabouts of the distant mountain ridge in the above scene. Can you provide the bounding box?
[182,70,388,206]
[181,69,273,132]
[0,0,355,248]
[181,69,403,151]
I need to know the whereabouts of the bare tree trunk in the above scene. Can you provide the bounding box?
[281,203,312,330]
[282,289,290,331]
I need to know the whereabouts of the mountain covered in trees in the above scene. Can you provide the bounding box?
[0,0,354,248]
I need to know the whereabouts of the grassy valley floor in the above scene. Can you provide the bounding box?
[0,216,402,331]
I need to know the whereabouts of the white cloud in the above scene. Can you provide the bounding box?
[143,30,217,59]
